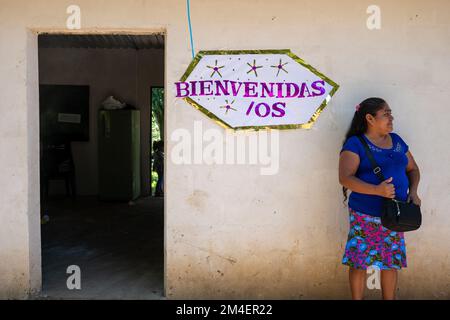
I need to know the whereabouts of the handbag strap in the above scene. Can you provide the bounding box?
[356,135,386,183]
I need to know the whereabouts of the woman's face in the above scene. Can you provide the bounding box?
[367,104,394,134]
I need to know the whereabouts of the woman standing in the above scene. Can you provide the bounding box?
[338,97,421,300]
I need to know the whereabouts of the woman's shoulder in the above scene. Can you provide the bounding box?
[390,132,409,141]
[389,132,407,145]
[341,135,363,155]
[390,132,409,152]
[344,135,364,146]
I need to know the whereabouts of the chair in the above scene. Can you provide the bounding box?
[40,137,76,200]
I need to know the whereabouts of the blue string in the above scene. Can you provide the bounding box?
[187,0,195,59]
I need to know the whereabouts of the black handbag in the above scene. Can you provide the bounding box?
[357,136,422,232]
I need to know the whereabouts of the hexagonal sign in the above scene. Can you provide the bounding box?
[175,49,339,130]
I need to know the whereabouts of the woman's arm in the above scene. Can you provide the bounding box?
[406,151,421,206]
[339,151,395,198]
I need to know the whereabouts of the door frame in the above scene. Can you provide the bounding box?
[30,28,167,298]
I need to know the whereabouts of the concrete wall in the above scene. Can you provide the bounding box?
[38,47,164,196]
[0,0,449,299]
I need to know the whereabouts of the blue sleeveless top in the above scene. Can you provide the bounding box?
[340,132,410,217]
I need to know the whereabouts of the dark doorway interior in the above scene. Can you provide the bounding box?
[38,33,165,299]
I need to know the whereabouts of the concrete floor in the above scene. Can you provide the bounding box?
[39,196,164,299]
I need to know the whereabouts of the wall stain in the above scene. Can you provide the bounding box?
[186,190,209,210]
[180,240,237,265]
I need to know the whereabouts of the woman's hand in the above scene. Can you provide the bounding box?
[407,192,422,206]
[375,177,396,198]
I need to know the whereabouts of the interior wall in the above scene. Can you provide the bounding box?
[38,47,164,196]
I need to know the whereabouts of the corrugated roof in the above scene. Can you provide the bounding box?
[38,34,164,50]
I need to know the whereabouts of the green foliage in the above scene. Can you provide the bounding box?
[151,171,158,196]
[152,110,161,143]
[151,87,164,195]
[151,87,164,140]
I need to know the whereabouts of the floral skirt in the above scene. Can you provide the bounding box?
[342,207,407,270]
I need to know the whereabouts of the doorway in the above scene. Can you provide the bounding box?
[37,33,165,299]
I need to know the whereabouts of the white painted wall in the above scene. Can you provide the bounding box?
[38,47,164,196]
[0,0,449,299]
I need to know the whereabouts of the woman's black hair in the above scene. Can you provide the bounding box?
[341,97,387,204]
